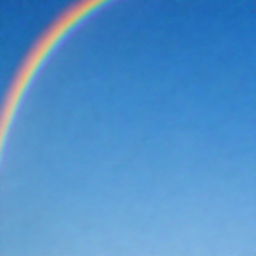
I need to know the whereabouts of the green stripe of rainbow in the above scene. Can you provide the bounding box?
[0,0,112,160]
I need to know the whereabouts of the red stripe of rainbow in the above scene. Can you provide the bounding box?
[0,0,112,159]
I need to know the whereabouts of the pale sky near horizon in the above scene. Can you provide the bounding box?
[1,0,256,255]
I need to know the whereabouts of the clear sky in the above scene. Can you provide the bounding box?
[1,0,256,255]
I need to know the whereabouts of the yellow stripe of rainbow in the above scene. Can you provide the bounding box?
[0,0,112,160]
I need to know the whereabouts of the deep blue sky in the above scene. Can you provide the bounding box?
[1,0,256,255]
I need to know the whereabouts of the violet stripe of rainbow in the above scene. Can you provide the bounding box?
[0,0,112,160]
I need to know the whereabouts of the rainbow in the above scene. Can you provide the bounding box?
[0,0,113,160]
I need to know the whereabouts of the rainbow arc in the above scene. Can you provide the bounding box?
[0,0,112,160]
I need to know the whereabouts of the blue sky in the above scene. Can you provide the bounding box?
[1,0,256,255]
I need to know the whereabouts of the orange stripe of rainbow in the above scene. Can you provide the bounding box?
[0,0,112,160]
